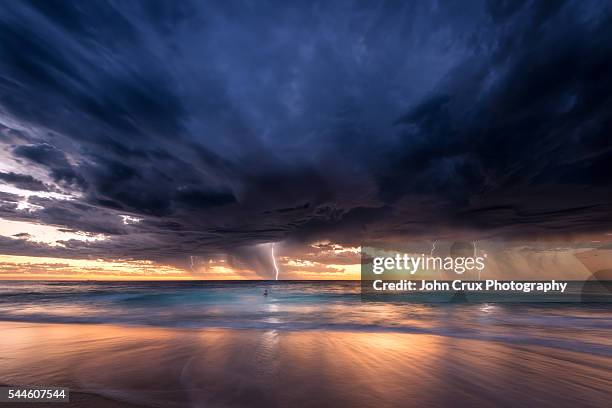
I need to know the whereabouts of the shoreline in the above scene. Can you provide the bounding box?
[0,315,609,359]
[1,321,610,407]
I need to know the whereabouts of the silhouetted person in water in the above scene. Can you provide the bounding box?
[263,289,268,297]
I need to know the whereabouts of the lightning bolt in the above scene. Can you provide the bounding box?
[189,256,195,272]
[271,243,279,281]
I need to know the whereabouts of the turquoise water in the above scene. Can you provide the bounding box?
[0,281,610,357]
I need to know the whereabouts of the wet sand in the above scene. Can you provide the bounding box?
[0,321,610,407]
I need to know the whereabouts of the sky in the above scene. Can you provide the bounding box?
[0,0,611,280]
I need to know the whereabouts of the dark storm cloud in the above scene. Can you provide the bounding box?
[0,0,611,274]
[0,171,49,191]
[375,0,612,235]
[13,143,87,188]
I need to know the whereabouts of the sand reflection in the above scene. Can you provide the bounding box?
[0,322,610,407]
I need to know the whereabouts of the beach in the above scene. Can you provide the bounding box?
[1,0,612,406]
[0,321,610,407]
[0,281,610,407]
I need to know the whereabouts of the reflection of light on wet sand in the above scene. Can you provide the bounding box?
[264,303,281,324]
[0,322,610,407]
[480,304,496,313]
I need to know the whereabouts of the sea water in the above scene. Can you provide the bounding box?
[0,280,610,357]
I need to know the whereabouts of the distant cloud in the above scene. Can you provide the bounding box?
[0,0,610,276]
[0,171,50,191]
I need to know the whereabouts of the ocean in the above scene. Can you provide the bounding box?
[0,281,611,407]
[0,280,610,357]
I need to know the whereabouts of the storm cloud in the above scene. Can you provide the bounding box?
[0,0,611,275]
